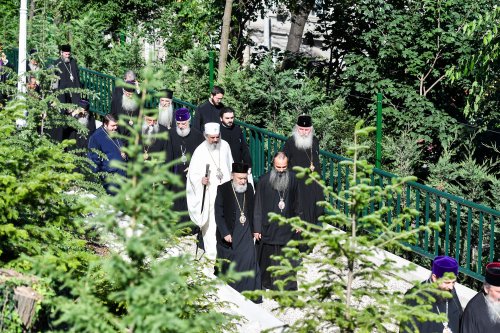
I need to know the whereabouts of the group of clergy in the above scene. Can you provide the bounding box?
[401,256,500,333]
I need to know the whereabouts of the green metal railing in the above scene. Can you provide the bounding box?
[76,67,500,282]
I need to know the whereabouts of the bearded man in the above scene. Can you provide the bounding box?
[192,85,225,132]
[401,256,462,333]
[214,162,261,297]
[140,113,169,161]
[54,44,81,105]
[110,80,140,140]
[461,262,500,332]
[66,99,96,150]
[283,114,324,224]
[157,89,174,129]
[186,122,233,260]
[253,152,302,290]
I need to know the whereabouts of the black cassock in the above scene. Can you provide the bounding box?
[460,291,500,333]
[110,90,140,140]
[401,280,462,333]
[283,136,324,224]
[140,124,169,161]
[192,100,224,132]
[54,57,81,105]
[166,127,204,221]
[220,124,252,166]
[253,171,302,290]
[50,58,82,142]
[215,181,261,295]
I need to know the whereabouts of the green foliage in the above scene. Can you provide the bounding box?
[221,56,339,136]
[427,136,500,210]
[28,65,235,332]
[254,122,445,332]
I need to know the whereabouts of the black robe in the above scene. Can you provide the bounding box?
[192,100,224,132]
[253,170,302,290]
[54,57,81,105]
[166,127,204,220]
[140,124,169,161]
[50,57,82,142]
[215,181,261,295]
[110,90,140,140]
[66,112,97,151]
[401,279,462,333]
[283,136,324,224]
[220,124,252,166]
[460,291,500,333]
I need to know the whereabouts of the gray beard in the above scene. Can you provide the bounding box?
[485,295,500,324]
[233,182,247,193]
[122,95,137,113]
[206,141,219,151]
[158,105,174,128]
[63,57,70,64]
[142,123,159,136]
[292,126,314,150]
[28,63,39,71]
[269,169,289,192]
[176,126,191,138]
[77,116,89,127]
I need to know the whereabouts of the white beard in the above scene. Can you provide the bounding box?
[63,57,70,63]
[158,105,174,128]
[292,125,314,150]
[486,295,500,324]
[176,126,191,138]
[122,94,137,112]
[233,182,247,193]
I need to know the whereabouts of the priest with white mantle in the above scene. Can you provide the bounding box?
[187,122,233,260]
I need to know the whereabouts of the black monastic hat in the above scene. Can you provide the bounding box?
[79,99,90,111]
[60,44,71,52]
[485,262,500,287]
[159,89,173,99]
[297,114,312,127]
[232,162,249,174]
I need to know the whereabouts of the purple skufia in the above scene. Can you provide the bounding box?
[432,256,459,278]
[175,108,190,121]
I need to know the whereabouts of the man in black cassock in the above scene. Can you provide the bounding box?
[157,89,174,130]
[283,114,324,225]
[214,162,261,298]
[461,262,500,332]
[401,255,462,333]
[254,152,302,290]
[50,44,82,141]
[66,99,96,151]
[54,44,81,106]
[110,70,137,110]
[140,114,169,162]
[166,108,204,221]
[192,85,224,132]
[111,80,140,139]
[219,107,252,166]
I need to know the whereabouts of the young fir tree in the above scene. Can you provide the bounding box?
[256,121,449,332]
[29,66,236,332]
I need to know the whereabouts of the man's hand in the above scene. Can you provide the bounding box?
[224,234,232,243]
[201,176,209,185]
[253,233,262,241]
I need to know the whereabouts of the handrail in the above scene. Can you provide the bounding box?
[74,67,500,282]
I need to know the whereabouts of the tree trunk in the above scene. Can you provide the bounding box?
[218,0,233,78]
[285,1,314,53]
[28,0,35,21]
